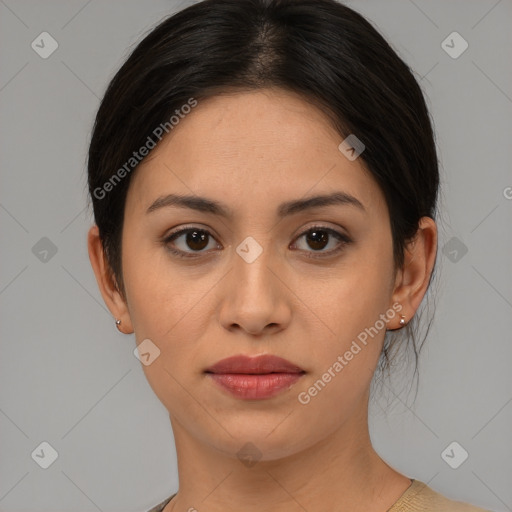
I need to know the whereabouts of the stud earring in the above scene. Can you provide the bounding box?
[399,315,406,327]
[115,319,122,331]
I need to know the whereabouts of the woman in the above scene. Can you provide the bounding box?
[87,0,491,510]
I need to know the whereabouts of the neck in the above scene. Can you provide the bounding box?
[165,403,411,512]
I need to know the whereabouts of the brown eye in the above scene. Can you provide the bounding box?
[292,226,351,257]
[183,230,209,251]
[163,228,220,258]
[305,229,330,250]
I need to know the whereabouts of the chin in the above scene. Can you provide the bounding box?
[203,416,318,463]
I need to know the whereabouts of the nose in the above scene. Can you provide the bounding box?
[217,242,292,337]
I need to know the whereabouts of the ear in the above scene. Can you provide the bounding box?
[87,225,134,334]
[390,216,437,329]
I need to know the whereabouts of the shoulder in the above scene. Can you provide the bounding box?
[145,492,176,512]
[145,484,492,512]
[388,480,493,512]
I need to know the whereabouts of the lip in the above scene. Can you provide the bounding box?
[205,355,305,400]
[205,354,305,374]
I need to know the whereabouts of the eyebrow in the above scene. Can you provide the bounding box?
[146,191,365,218]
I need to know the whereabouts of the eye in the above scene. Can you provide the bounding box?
[291,226,351,258]
[163,227,220,258]
[162,225,351,260]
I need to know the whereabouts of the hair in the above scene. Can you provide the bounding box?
[87,0,439,382]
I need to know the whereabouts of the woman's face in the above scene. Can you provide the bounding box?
[120,88,400,460]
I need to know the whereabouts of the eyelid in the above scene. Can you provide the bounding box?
[164,223,219,240]
[291,222,350,242]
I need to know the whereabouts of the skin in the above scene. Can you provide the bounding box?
[88,88,437,512]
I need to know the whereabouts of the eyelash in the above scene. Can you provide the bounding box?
[162,225,352,260]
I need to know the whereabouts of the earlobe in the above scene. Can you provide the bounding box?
[390,217,437,329]
[87,225,134,334]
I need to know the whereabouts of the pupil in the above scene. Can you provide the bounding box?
[184,229,329,252]
[187,230,208,251]
[307,230,328,250]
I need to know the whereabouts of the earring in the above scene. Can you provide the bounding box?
[399,315,406,327]
[115,319,122,331]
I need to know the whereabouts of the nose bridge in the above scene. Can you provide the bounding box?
[218,232,288,334]
[232,233,277,298]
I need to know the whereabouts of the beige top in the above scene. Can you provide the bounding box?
[146,479,492,512]
[387,480,491,511]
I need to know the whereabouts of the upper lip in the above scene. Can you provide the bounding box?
[205,355,305,374]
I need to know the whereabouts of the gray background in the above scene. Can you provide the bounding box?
[0,0,511,511]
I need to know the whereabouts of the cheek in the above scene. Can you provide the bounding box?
[121,232,200,337]
[292,281,391,431]
[293,240,395,395]
[121,235,221,382]
[301,246,395,344]
[120,244,213,414]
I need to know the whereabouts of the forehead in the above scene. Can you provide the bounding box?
[126,89,386,218]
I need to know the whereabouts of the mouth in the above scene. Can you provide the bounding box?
[204,354,306,400]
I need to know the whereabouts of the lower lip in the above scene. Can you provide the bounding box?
[207,373,304,400]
